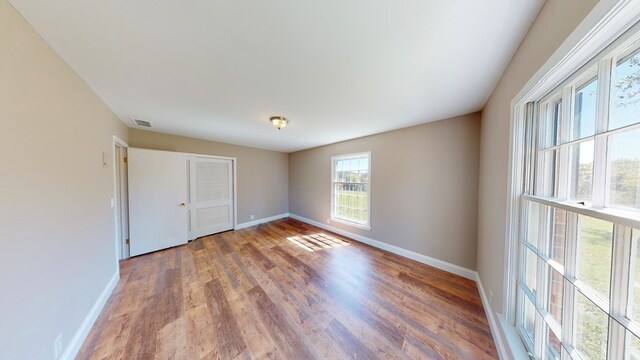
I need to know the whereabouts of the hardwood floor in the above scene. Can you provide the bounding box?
[77,218,498,360]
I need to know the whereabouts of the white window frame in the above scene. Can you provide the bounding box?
[502,2,640,359]
[330,152,372,230]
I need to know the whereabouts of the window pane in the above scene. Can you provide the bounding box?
[332,155,369,225]
[334,182,369,223]
[550,208,567,266]
[359,157,368,170]
[536,149,557,197]
[613,49,640,130]
[524,295,537,344]
[540,101,561,149]
[569,140,594,203]
[608,128,640,210]
[629,229,640,320]
[547,268,563,326]
[577,215,613,301]
[526,201,541,249]
[572,78,598,140]
[525,248,538,295]
[626,330,640,360]
[575,290,609,360]
[546,327,561,360]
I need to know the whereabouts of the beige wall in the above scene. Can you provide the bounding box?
[476,0,599,313]
[0,1,128,359]
[128,129,289,224]
[289,113,481,270]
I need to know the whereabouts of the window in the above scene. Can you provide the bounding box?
[516,34,640,359]
[331,152,371,229]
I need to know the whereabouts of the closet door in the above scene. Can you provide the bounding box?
[188,157,234,239]
[128,148,189,256]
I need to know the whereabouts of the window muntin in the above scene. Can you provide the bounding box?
[331,153,371,228]
[517,37,640,359]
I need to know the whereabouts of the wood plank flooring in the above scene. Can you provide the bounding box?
[76,218,498,360]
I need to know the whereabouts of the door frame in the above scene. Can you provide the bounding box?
[112,136,129,263]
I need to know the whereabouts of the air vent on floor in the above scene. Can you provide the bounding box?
[131,118,152,128]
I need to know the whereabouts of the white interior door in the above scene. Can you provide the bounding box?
[189,157,234,239]
[128,148,188,256]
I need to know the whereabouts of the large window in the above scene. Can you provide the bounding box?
[517,35,640,359]
[331,152,371,229]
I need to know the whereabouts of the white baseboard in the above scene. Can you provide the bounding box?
[235,213,290,230]
[60,270,119,360]
[288,213,476,280]
[475,275,510,360]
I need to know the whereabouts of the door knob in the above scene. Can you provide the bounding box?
[179,202,186,207]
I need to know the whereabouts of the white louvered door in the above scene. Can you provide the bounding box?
[188,157,234,239]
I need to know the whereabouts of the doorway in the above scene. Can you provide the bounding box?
[113,137,130,260]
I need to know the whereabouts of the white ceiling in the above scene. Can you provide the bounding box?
[10,0,543,152]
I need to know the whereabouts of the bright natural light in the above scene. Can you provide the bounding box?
[331,153,370,227]
[286,233,349,252]
[518,30,640,359]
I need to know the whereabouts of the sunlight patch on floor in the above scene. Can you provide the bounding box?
[286,233,349,252]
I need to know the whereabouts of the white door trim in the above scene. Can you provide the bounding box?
[112,135,129,265]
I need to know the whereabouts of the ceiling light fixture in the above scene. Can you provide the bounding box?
[270,116,288,130]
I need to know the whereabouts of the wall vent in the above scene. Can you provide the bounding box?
[131,118,152,128]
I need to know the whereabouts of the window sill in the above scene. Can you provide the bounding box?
[329,217,371,231]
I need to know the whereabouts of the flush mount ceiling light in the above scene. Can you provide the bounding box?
[270,116,288,130]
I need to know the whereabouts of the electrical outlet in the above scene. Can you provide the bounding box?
[54,334,63,359]
[250,215,255,220]
[327,218,331,224]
